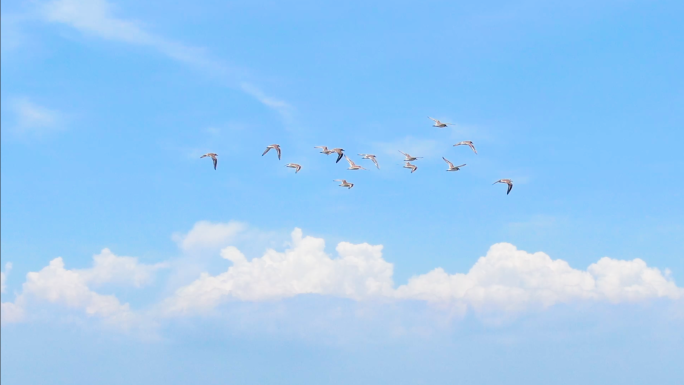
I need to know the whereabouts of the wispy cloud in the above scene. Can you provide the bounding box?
[38,0,291,120]
[9,97,64,135]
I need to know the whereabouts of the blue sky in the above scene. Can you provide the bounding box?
[2,0,683,384]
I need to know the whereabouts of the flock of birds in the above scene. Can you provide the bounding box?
[200,117,514,195]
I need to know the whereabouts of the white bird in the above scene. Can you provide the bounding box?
[454,141,478,155]
[429,117,454,128]
[262,144,282,160]
[334,179,354,189]
[314,146,332,155]
[358,153,380,169]
[442,157,466,171]
[330,148,345,163]
[404,161,418,173]
[493,179,514,195]
[286,163,302,173]
[399,150,423,161]
[200,153,218,170]
[345,156,367,170]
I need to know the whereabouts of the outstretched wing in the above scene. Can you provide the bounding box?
[428,117,438,122]
[276,146,281,160]
[262,147,271,156]
[507,183,513,195]
[469,143,478,154]
[336,152,344,163]
[442,157,454,168]
[345,156,354,166]
[371,157,379,169]
[212,158,217,170]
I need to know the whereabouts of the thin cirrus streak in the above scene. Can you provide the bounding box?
[2,223,682,327]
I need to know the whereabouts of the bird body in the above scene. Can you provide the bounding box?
[358,153,380,169]
[334,179,354,189]
[429,117,453,128]
[345,156,367,170]
[454,141,478,155]
[200,153,218,170]
[262,144,282,160]
[404,161,418,173]
[330,148,345,163]
[399,150,423,162]
[493,179,513,195]
[442,157,465,171]
[314,146,332,155]
[286,163,302,173]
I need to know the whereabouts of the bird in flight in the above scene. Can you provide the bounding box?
[345,156,367,170]
[262,144,282,160]
[493,179,513,195]
[200,153,218,170]
[442,157,466,171]
[330,148,345,163]
[334,179,354,189]
[428,117,454,128]
[358,153,380,169]
[454,141,478,155]
[314,146,332,155]
[286,163,302,173]
[399,150,423,161]
[404,161,418,173]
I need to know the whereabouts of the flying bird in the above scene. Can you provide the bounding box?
[454,141,478,155]
[314,146,332,155]
[358,153,380,169]
[345,156,367,170]
[286,163,302,173]
[403,161,418,173]
[262,144,282,160]
[200,153,218,170]
[399,150,423,162]
[493,179,514,195]
[334,179,354,189]
[330,148,345,163]
[442,157,466,171]
[429,117,454,128]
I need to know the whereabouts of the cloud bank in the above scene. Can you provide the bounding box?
[2,222,682,328]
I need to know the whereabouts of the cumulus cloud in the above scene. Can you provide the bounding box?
[172,221,246,253]
[163,227,682,317]
[1,249,166,326]
[396,243,682,313]
[163,228,394,315]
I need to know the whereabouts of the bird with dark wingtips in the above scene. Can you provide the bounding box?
[262,144,282,160]
[334,179,354,189]
[358,153,380,169]
[493,179,513,195]
[200,153,218,170]
[442,157,466,171]
[330,148,345,163]
[399,150,423,162]
[428,117,454,128]
[314,146,333,155]
[345,156,367,170]
[454,141,478,155]
[403,161,418,173]
[286,163,302,173]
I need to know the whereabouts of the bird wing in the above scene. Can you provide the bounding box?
[469,143,478,154]
[262,147,271,156]
[428,117,438,122]
[276,147,281,160]
[371,157,379,169]
[213,158,217,170]
[442,157,454,167]
[200,154,208,158]
[507,183,513,194]
[456,164,466,168]
[345,156,354,166]
[336,153,344,163]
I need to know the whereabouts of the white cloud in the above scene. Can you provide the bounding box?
[163,227,683,317]
[10,97,62,134]
[163,228,394,315]
[1,249,166,327]
[1,262,11,294]
[172,221,247,253]
[396,243,683,314]
[39,0,290,118]
[1,302,25,324]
